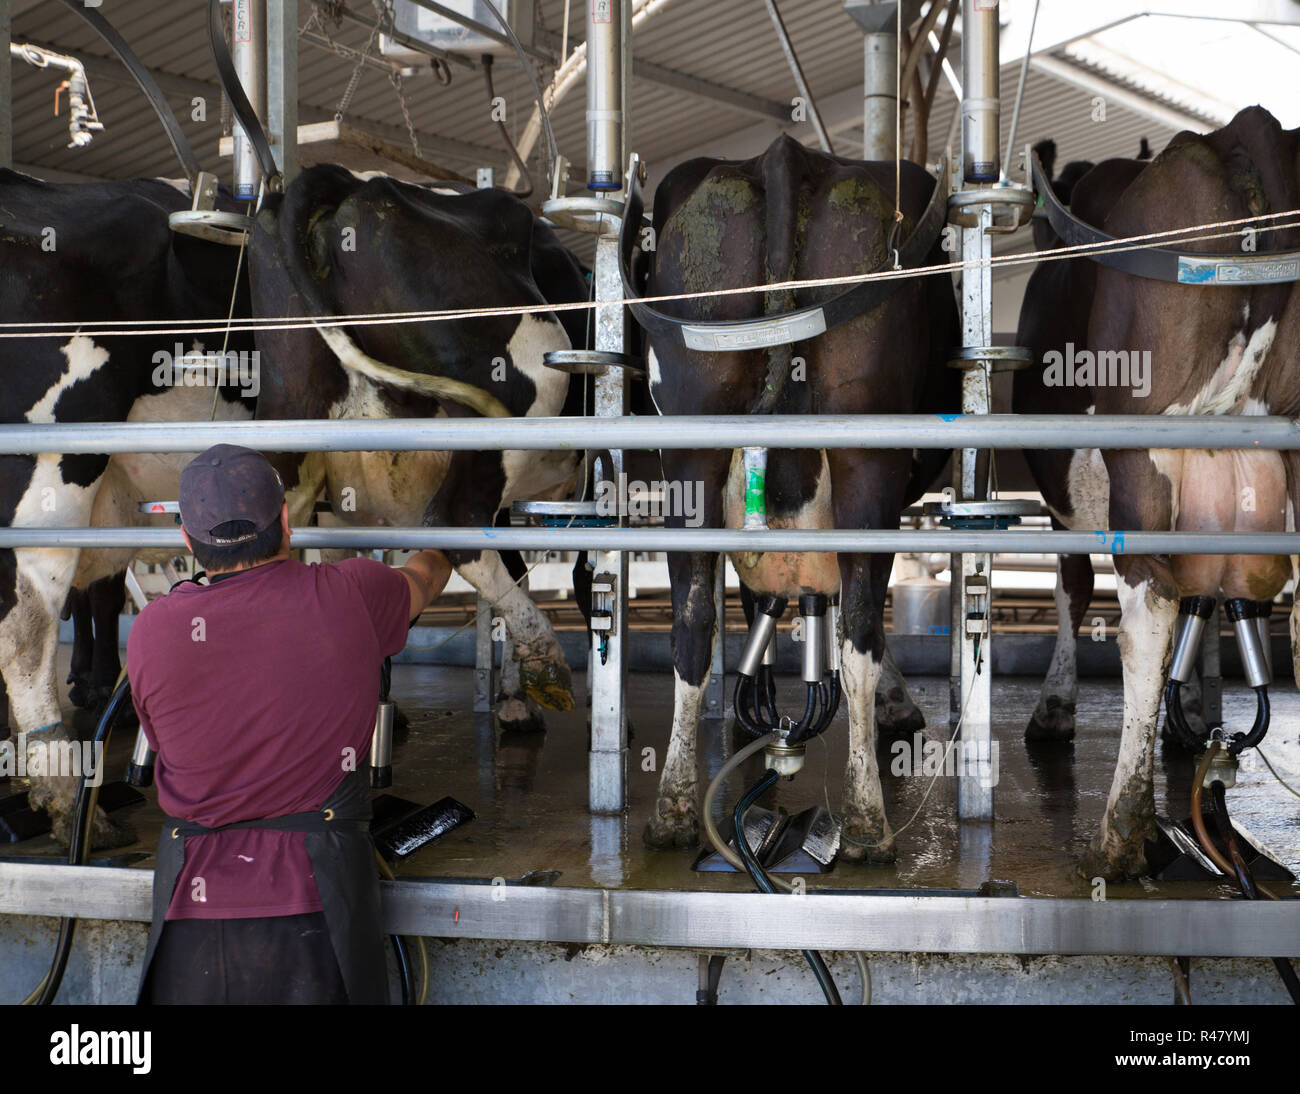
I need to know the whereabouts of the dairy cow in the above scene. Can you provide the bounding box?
[634,135,958,857]
[1014,107,1300,878]
[248,166,590,729]
[0,169,255,845]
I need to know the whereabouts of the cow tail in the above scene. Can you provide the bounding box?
[750,139,804,416]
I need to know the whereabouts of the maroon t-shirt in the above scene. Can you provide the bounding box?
[127,557,411,920]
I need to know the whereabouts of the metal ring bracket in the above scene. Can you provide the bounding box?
[540,196,624,235]
[947,345,1035,372]
[542,350,646,378]
[168,209,253,247]
[947,185,1035,232]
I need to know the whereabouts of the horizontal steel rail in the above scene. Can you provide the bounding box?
[0,526,1296,554]
[0,414,1297,453]
[0,862,1295,956]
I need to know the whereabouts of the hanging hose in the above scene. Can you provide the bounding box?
[482,54,533,198]
[1190,742,1300,1005]
[22,668,131,1005]
[375,851,430,1006]
[732,769,841,1005]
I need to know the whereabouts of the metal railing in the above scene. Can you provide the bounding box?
[2,413,1297,555]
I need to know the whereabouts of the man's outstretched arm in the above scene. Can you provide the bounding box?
[398,549,453,621]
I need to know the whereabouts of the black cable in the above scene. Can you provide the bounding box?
[36,675,131,1005]
[391,935,413,1006]
[733,770,842,1005]
[1209,781,1300,1005]
[482,55,533,198]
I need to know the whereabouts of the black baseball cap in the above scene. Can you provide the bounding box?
[179,444,285,546]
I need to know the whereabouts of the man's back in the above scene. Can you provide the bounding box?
[128,556,410,920]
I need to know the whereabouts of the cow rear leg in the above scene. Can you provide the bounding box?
[874,639,925,737]
[644,549,717,850]
[1080,571,1176,880]
[63,586,95,710]
[1027,547,1093,741]
[456,551,572,727]
[2,549,133,850]
[645,449,728,850]
[838,549,894,863]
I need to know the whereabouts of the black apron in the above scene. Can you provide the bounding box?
[137,767,389,1005]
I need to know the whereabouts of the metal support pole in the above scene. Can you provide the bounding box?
[266,0,298,185]
[587,0,628,814]
[952,0,999,822]
[0,0,11,170]
[862,28,898,161]
[703,559,728,720]
[232,0,267,200]
[845,0,899,162]
[473,593,494,713]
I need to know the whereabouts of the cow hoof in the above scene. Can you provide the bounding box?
[875,689,926,738]
[44,801,136,852]
[66,678,93,710]
[497,696,546,734]
[837,813,896,864]
[1026,699,1076,742]
[520,662,575,713]
[643,798,698,850]
[1078,839,1148,883]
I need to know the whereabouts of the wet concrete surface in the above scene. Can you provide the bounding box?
[9,650,1298,901]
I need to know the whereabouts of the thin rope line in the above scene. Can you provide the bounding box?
[1,209,1298,341]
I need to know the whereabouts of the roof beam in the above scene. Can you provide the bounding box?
[1030,53,1225,134]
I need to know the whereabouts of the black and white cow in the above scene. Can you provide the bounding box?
[0,169,256,845]
[1014,107,1300,879]
[249,165,590,728]
[638,135,957,857]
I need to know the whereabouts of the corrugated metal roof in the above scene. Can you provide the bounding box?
[6,0,1225,190]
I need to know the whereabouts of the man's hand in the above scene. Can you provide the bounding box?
[398,549,453,621]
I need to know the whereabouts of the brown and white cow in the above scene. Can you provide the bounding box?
[1015,107,1300,879]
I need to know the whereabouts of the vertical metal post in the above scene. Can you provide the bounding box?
[232,0,267,200]
[862,30,898,161]
[704,559,728,720]
[473,593,494,713]
[266,0,298,185]
[587,0,628,814]
[0,0,11,170]
[952,0,998,822]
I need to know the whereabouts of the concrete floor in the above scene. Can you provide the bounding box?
[9,651,1299,901]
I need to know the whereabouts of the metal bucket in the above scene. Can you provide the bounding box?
[891,578,951,635]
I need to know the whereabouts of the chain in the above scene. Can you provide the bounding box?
[331,2,383,121]
[390,71,423,158]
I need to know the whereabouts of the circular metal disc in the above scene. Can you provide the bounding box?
[168,209,253,247]
[540,196,624,235]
